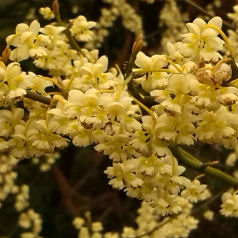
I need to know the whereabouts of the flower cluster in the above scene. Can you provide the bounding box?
[1,1,238,237]
[3,11,236,209]
[39,7,55,20]
[220,189,238,217]
[73,200,198,238]
[69,16,96,42]
[86,0,144,49]
[178,17,225,62]
[6,20,47,61]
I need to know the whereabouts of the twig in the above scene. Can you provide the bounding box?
[113,30,134,68]
[52,0,82,52]
[51,166,80,216]
[24,90,51,105]
[192,189,225,215]
[184,0,235,30]
[170,146,238,186]
[122,215,177,238]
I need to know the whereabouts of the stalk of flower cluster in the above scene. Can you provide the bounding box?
[171,146,238,186]
[52,0,82,52]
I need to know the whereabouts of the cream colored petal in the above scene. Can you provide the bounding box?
[97,55,108,72]
[135,51,151,69]
[68,90,84,105]
[208,16,222,29]
[21,31,33,44]
[29,20,40,35]
[187,23,200,36]
[193,18,206,28]
[16,23,29,33]
[6,63,21,79]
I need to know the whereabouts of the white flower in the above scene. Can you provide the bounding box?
[6,20,46,61]
[181,179,210,202]
[203,210,214,220]
[196,106,235,142]
[105,160,144,190]
[133,51,169,91]
[69,16,96,42]
[225,152,237,166]
[92,222,103,232]
[73,217,85,229]
[179,17,224,62]
[135,51,168,70]
[220,189,238,217]
[26,119,68,153]
[0,107,24,137]
[79,55,115,90]
[39,7,54,20]
[167,42,183,63]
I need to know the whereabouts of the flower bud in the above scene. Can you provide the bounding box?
[214,63,232,85]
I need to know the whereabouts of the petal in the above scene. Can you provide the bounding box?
[6,35,18,45]
[151,55,168,69]
[35,120,48,132]
[135,51,151,69]
[12,108,24,121]
[168,74,189,93]
[16,23,29,33]
[29,20,40,35]
[208,16,222,29]
[68,90,84,105]
[187,23,201,36]
[97,55,108,73]
[201,28,218,37]
[167,42,175,55]
[21,31,33,44]
[6,63,21,78]
[193,18,206,28]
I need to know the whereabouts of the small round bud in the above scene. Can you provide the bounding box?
[195,69,214,86]
[214,63,232,85]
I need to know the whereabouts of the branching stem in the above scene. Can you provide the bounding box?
[25,90,51,105]
[171,146,238,186]
[52,0,82,52]
[184,0,235,30]
[130,95,156,122]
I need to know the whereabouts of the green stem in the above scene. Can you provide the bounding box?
[170,146,238,186]
[192,189,225,214]
[125,53,137,80]
[25,90,51,105]
[64,27,82,52]
[53,0,82,52]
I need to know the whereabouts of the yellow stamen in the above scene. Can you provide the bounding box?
[114,74,133,101]
[213,57,232,73]
[130,95,156,122]
[96,89,115,94]
[50,95,65,106]
[167,59,182,73]
[114,85,123,101]
[203,24,235,59]
[193,174,205,181]
[133,68,174,74]
[43,76,63,90]
[115,64,123,76]
[64,75,75,93]
[46,92,63,96]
